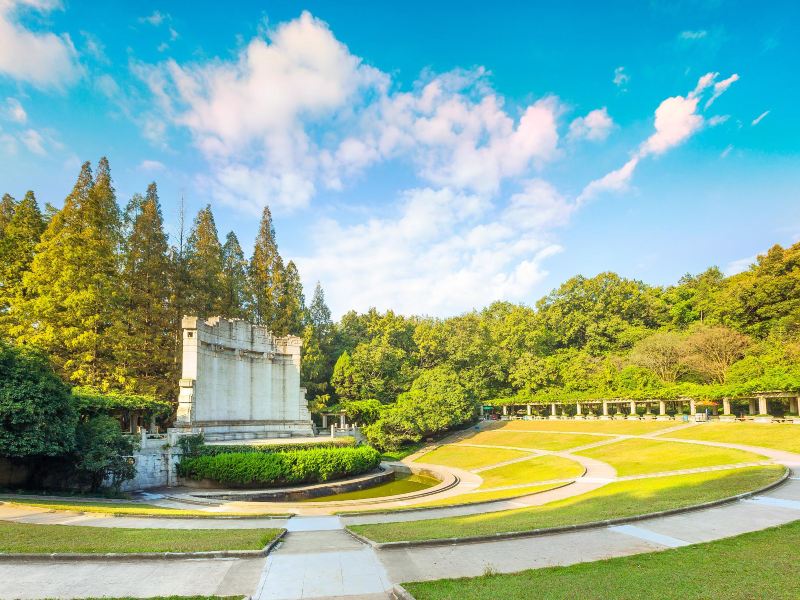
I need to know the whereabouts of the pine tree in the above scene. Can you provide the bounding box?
[115,183,175,395]
[308,282,333,338]
[0,191,44,334]
[19,159,123,387]
[0,193,16,235]
[249,206,283,327]
[184,205,225,317]
[221,231,250,319]
[280,260,305,336]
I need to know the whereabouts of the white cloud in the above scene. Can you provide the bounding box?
[751,110,769,126]
[4,97,26,122]
[140,10,167,26]
[297,184,567,316]
[138,12,561,211]
[579,72,738,203]
[568,107,613,142]
[139,159,166,171]
[613,66,630,90]
[724,254,758,276]
[0,0,82,88]
[19,128,45,154]
[705,73,739,108]
[720,144,733,158]
[680,30,708,40]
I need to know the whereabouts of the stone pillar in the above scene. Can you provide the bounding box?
[758,396,768,415]
[602,400,609,418]
[659,400,666,415]
[340,412,346,428]
[689,399,696,416]
[749,399,757,415]
[722,398,731,415]
[576,402,582,416]
[502,405,508,416]
[330,424,335,438]
[630,400,636,414]
[527,404,532,416]
[551,403,557,416]
[790,397,799,415]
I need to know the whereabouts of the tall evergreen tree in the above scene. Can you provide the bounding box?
[0,193,16,235]
[279,260,305,336]
[19,159,122,387]
[0,191,45,334]
[221,231,250,319]
[249,206,282,327]
[115,183,174,395]
[184,205,225,317]
[308,282,333,338]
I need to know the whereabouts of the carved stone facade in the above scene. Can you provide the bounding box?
[174,316,313,440]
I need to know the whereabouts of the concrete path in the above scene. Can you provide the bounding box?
[253,516,392,600]
[375,470,800,582]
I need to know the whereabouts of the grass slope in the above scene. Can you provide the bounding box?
[405,520,800,599]
[575,438,766,476]
[461,430,601,451]
[1,499,282,517]
[0,521,281,553]
[502,420,675,435]
[663,422,800,454]
[415,445,530,470]
[350,465,783,542]
[478,455,583,488]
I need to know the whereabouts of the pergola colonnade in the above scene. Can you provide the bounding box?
[498,397,698,421]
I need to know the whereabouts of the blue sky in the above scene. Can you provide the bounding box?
[0,1,798,317]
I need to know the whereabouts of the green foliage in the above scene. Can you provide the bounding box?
[220,231,251,320]
[71,386,173,417]
[178,445,381,486]
[249,206,282,326]
[0,341,76,457]
[195,437,357,456]
[184,204,225,316]
[341,399,383,425]
[73,415,138,491]
[363,367,478,450]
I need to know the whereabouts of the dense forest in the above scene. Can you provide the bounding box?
[1,158,799,449]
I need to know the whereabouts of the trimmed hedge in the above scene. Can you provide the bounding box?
[197,436,357,457]
[177,445,381,487]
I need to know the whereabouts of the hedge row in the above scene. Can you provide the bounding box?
[197,436,357,457]
[177,445,381,487]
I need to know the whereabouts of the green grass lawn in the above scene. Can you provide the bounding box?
[415,445,531,470]
[349,465,783,542]
[662,422,800,454]
[0,521,282,553]
[302,473,440,502]
[381,441,425,462]
[575,438,767,476]
[1,498,283,518]
[478,455,583,489]
[503,420,675,435]
[462,429,602,451]
[405,483,563,508]
[404,519,800,600]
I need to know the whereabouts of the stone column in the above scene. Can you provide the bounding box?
[790,397,799,415]
[602,400,609,418]
[322,414,328,428]
[527,404,532,416]
[659,400,666,415]
[576,402,582,416]
[758,396,768,415]
[502,405,508,416]
[722,398,731,415]
[689,399,696,416]
[340,412,346,428]
[748,399,757,415]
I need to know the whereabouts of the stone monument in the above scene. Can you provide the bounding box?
[174,316,314,441]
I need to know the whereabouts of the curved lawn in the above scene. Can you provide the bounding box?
[415,445,530,470]
[462,430,601,451]
[477,455,583,489]
[575,438,767,476]
[349,465,784,543]
[661,423,800,454]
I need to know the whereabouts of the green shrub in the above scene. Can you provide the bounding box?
[178,445,381,487]
[196,436,357,457]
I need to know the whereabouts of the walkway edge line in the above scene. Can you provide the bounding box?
[0,529,287,562]
[351,467,790,549]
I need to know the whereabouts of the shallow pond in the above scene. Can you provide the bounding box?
[301,473,440,502]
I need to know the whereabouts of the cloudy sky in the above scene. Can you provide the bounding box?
[1,0,798,317]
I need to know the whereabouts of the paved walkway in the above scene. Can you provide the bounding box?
[2,429,799,599]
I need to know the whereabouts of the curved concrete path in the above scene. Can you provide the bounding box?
[2,426,799,599]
